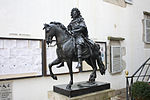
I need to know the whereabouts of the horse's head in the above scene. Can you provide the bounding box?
[43,23,56,46]
[43,22,71,47]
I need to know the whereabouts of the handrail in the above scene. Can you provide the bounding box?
[126,57,150,100]
[132,57,150,77]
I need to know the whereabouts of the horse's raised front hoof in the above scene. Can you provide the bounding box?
[56,65,63,68]
[56,63,64,68]
[56,65,62,68]
[53,75,58,80]
[66,84,71,90]
[51,75,57,80]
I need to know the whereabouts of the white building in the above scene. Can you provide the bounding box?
[0,0,150,100]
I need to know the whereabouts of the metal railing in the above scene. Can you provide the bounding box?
[126,57,150,100]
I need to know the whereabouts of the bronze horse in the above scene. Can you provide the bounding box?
[43,22,106,89]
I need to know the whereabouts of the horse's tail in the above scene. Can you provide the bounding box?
[96,50,106,75]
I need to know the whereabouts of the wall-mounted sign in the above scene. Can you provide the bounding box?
[0,81,12,100]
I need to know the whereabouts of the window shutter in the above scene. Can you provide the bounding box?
[144,19,150,43]
[110,46,122,74]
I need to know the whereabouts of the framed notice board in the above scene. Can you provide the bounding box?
[0,37,44,80]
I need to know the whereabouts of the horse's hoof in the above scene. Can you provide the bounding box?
[89,78,95,83]
[50,75,57,80]
[100,68,106,75]
[53,75,57,80]
[56,65,63,68]
[56,63,64,68]
[66,84,71,90]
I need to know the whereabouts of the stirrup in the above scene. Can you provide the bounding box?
[76,63,82,68]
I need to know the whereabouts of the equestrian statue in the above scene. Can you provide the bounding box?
[43,8,106,89]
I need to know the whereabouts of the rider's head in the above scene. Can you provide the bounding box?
[71,8,81,19]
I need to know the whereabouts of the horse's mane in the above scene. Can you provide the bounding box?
[50,22,71,36]
[50,22,67,31]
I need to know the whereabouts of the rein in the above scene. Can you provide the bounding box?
[47,40,56,47]
[47,35,72,47]
[56,37,71,46]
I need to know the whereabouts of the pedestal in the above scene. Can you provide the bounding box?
[48,89,115,100]
[53,81,110,97]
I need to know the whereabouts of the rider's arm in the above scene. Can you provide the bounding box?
[72,26,85,33]
[67,24,72,31]
[71,24,87,37]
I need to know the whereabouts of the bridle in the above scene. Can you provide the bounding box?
[44,23,72,47]
[44,24,57,47]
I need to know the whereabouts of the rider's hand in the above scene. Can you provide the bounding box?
[71,31,75,37]
[71,30,75,34]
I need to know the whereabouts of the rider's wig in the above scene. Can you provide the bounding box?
[71,8,82,18]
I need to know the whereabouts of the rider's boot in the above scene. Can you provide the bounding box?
[76,45,82,69]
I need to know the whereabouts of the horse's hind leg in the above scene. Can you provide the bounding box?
[49,58,61,80]
[66,60,73,89]
[97,55,106,75]
[85,58,97,83]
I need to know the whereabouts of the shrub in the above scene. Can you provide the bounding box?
[131,81,150,100]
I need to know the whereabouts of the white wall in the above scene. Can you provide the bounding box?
[0,0,77,38]
[0,0,150,100]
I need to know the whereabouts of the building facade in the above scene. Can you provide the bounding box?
[0,0,150,100]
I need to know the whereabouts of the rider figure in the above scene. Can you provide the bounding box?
[67,8,88,69]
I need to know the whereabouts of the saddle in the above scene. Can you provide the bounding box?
[75,37,100,59]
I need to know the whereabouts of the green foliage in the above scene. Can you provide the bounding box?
[131,81,150,100]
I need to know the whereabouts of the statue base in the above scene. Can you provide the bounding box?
[48,89,115,100]
[53,81,110,97]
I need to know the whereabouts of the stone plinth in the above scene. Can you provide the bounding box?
[48,89,115,100]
